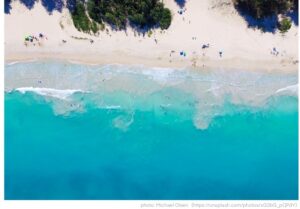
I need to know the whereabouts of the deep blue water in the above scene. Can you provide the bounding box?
[4,62,298,200]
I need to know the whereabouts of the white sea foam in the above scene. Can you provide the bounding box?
[6,61,298,129]
[113,113,135,131]
[15,87,85,100]
[67,60,100,66]
[99,105,122,110]
[275,84,298,96]
[140,68,186,85]
[6,61,21,66]
[6,59,37,66]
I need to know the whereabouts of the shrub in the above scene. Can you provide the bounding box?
[71,1,91,32]
[71,0,99,34]
[234,0,294,19]
[159,8,172,29]
[75,0,173,31]
[279,17,292,33]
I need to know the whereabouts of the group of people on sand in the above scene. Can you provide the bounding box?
[176,40,283,61]
[24,33,47,47]
[176,42,224,59]
[202,43,223,58]
[180,51,187,57]
[271,47,280,56]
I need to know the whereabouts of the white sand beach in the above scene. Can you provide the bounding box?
[5,0,299,71]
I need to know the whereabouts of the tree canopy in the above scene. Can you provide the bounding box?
[234,0,297,32]
[70,0,172,33]
[234,0,296,19]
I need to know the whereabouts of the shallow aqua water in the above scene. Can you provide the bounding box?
[5,61,298,200]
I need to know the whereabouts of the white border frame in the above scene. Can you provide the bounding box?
[0,1,299,209]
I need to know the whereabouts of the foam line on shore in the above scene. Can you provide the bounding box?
[276,84,298,96]
[15,87,86,100]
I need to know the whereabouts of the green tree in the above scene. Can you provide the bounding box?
[78,0,173,31]
[159,8,172,29]
[71,0,99,34]
[279,17,292,33]
[234,0,294,19]
[234,0,296,32]
[71,1,90,32]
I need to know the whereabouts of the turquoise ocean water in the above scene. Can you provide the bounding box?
[5,61,298,200]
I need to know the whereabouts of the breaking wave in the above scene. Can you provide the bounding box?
[5,60,298,130]
[15,87,86,100]
[276,84,298,96]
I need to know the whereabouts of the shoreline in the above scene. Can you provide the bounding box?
[5,51,298,73]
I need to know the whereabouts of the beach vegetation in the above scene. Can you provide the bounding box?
[147,30,153,37]
[99,23,105,31]
[70,0,99,34]
[73,0,172,32]
[234,0,295,19]
[59,20,65,29]
[158,8,172,29]
[234,0,297,32]
[90,21,99,34]
[150,3,172,30]
[71,1,90,32]
[278,17,292,33]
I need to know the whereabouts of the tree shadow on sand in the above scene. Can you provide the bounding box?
[41,0,64,14]
[287,9,299,26]
[234,3,299,33]
[19,0,36,9]
[66,0,77,13]
[5,0,12,14]
[174,0,186,8]
[5,0,65,14]
[234,6,278,33]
